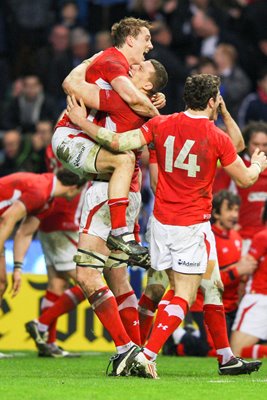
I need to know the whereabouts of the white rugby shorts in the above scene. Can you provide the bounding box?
[39,230,78,272]
[80,182,141,241]
[232,293,267,340]
[149,216,216,274]
[52,127,101,176]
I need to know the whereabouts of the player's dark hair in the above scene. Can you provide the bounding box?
[183,74,220,110]
[211,189,241,223]
[148,59,168,95]
[111,17,151,48]
[242,120,267,147]
[56,168,86,188]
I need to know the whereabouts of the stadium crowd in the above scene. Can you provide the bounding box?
[1,0,267,378]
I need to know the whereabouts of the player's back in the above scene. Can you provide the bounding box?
[146,112,237,225]
[85,47,129,89]
[0,172,54,198]
[0,172,55,215]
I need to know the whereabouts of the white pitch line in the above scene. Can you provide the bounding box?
[209,379,267,383]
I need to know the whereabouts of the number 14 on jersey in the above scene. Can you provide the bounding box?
[164,137,200,177]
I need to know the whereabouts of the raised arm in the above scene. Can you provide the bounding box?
[219,97,245,153]
[224,149,267,188]
[12,215,40,297]
[66,95,149,151]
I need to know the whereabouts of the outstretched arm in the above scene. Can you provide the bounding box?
[66,95,149,151]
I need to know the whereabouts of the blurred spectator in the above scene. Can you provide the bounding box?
[1,75,58,134]
[34,120,54,149]
[4,0,56,77]
[189,8,243,68]
[70,27,92,67]
[0,4,10,116]
[58,0,80,30]
[0,130,24,176]
[129,0,163,21]
[238,68,267,128]
[88,1,128,33]
[94,30,112,52]
[34,24,73,112]
[213,120,267,252]
[147,20,188,113]
[192,56,218,75]
[214,43,251,121]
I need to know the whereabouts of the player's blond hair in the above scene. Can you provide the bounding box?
[111,17,151,48]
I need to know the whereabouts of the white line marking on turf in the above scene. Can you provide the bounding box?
[209,380,267,383]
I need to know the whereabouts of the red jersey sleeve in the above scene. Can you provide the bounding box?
[215,127,237,167]
[140,117,158,144]
[248,231,267,260]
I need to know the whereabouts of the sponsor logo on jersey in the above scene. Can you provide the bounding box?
[248,192,267,202]
[73,145,86,167]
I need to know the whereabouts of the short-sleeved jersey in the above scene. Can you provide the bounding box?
[248,229,267,294]
[212,225,242,312]
[213,155,267,239]
[0,172,56,216]
[141,112,237,225]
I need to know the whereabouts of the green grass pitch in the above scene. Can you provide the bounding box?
[0,352,266,400]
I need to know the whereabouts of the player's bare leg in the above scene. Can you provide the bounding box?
[75,232,140,376]
[53,132,148,257]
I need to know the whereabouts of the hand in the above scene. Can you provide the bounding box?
[218,96,230,118]
[66,95,87,125]
[10,268,22,298]
[236,255,257,276]
[151,92,166,109]
[83,50,103,66]
[251,148,267,172]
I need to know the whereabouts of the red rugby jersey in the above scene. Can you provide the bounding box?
[141,112,237,225]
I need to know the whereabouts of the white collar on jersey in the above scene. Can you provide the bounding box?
[183,110,209,119]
